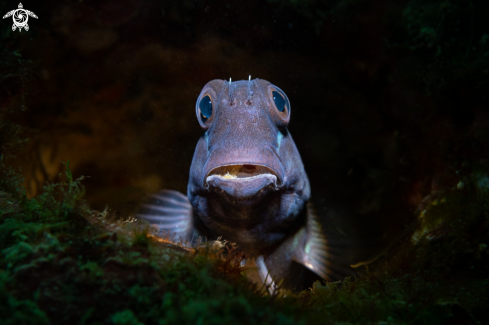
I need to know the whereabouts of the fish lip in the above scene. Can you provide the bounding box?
[205,172,278,199]
[206,173,278,199]
[203,164,282,189]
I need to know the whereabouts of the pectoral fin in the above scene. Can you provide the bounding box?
[293,202,358,281]
[137,189,193,241]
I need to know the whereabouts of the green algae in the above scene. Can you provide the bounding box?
[1,97,488,324]
[303,163,489,324]
[0,163,305,324]
[1,156,488,324]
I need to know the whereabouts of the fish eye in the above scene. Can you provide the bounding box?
[272,91,286,112]
[199,95,213,122]
[196,80,223,129]
[270,88,290,114]
[267,85,291,127]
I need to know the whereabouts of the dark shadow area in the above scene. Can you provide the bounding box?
[2,0,488,287]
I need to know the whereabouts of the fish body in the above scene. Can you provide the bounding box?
[139,78,333,290]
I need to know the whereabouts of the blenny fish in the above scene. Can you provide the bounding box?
[138,78,356,290]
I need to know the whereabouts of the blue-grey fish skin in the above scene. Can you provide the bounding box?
[188,79,310,254]
[139,79,333,291]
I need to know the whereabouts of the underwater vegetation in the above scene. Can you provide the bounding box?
[2,85,487,325]
[1,152,489,324]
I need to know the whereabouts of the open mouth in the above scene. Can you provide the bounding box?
[207,164,278,180]
[204,164,280,198]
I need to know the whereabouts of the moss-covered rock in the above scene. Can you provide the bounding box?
[1,157,488,324]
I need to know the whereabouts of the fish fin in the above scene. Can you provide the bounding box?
[293,201,372,281]
[137,189,193,241]
[292,201,332,281]
[255,256,278,294]
[302,196,392,281]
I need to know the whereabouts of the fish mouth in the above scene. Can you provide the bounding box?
[204,164,280,198]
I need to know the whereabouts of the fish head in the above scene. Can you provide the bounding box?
[187,78,310,250]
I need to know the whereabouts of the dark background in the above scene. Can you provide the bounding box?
[2,0,488,250]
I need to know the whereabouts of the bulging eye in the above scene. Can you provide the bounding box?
[199,95,213,122]
[272,91,286,112]
[270,88,290,115]
[268,85,291,128]
[196,80,223,129]
[196,93,215,129]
